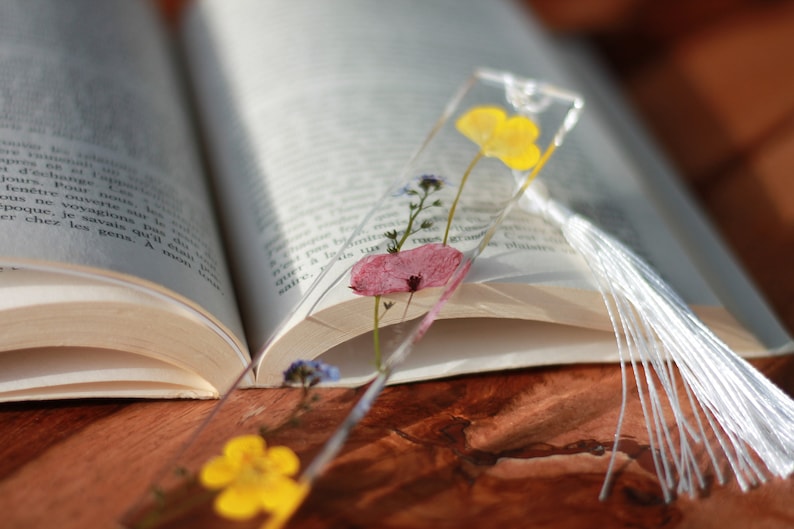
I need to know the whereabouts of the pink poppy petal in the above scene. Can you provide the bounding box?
[350,243,463,296]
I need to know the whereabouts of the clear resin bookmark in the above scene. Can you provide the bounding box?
[122,69,583,529]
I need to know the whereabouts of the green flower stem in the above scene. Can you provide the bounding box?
[394,187,433,251]
[280,389,319,430]
[442,151,483,245]
[518,142,556,194]
[133,487,216,529]
[400,292,415,321]
[395,195,423,251]
[373,295,382,370]
[474,142,558,255]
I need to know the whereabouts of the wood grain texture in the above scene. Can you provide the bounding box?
[1,1,792,528]
[2,359,793,529]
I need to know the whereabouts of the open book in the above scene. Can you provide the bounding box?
[0,0,789,401]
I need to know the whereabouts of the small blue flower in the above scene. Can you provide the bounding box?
[417,174,445,192]
[283,360,340,388]
[393,175,446,197]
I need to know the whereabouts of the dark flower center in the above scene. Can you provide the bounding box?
[418,174,444,192]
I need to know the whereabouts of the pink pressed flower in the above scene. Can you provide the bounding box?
[350,243,463,296]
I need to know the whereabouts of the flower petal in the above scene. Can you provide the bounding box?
[483,115,540,170]
[259,481,311,529]
[214,484,264,521]
[199,456,238,489]
[350,243,463,296]
[260,476,305,511]
[265,446,301,477]
[283,360,340,386]
[455,106,506,148]
[224,434,266,463]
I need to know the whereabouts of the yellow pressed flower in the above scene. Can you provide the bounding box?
[455,105,540,170]
[261,480,311,529]
[455,106,507,148]
[199,434,303,522]
[482,115,541,170]
[442,105,541,244]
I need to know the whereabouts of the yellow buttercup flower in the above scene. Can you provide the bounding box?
[199,434,303,522]
[456,106,506,148]
[455,105,540,170]
[442,105,541,244]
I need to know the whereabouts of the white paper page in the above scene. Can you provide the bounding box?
[0,0,243,340]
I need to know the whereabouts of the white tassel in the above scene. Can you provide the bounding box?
[524,184,794,502]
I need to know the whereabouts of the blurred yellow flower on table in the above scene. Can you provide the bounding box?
[199,434,304,523]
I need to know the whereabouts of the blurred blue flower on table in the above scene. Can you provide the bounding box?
[283,360,340,388]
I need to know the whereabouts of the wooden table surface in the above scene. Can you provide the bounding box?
[2,1,793,528]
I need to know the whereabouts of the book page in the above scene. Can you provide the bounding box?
[0,0,244,342]
[182,0,736,360]
[0,265,245,400]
